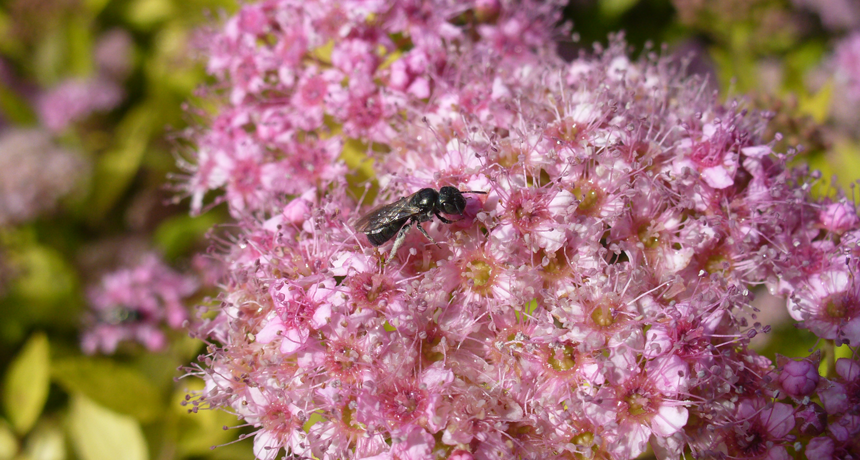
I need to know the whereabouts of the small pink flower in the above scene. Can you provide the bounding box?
[819,202,859,234]
[674,121,741,190]
[788,265,860,345]
[723,399,796,460]
[819,358,860,415]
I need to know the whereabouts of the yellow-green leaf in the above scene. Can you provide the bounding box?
[67,15,95,77]
[87,105,154,222]
[0,421,18,460]
[598,0,638,18]
[125,0,175,29]
[798,80,833,124]
[68,394,147,460]
[3,333,50,434]
[0,82,37,124]
[7,245,78,318]
[153,212,223,260]
[84,0,111,15]
[173,382,237,457]
[23,420,65,460]
[51,358,161,423]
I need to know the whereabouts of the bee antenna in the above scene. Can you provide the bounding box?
[460,190,488,195]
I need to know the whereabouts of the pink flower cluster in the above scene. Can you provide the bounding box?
[36,77,123,133]
[83,253,197,354]
[0,128,87,226]
[834,31,860,101]
[35,29,131,133]
[181,0,564,217]
[183,1,860,459]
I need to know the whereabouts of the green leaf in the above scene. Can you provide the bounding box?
[0,82,37,124]
[84,0,112,15]
[51,358,162,423]
[147,25,200,96]
[87,105,155,222]
[33,29,66,85]
[2,333,50,434]
[153,213,222,260]
[832,140,860,189]
[125,0,175,29]
[67,15,96,77]
[798,80,833,124]
[597,0,639,18]
[0,421,18,459]
[7,244,78,317]
[173,382,237,457]
[68,394,148,460]
[22,420,65,460]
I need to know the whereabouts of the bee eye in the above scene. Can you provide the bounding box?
[442,196,466,214]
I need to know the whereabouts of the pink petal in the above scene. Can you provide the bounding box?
[741,145,772,158]
[835,357,860,381]
[760,402,795,438]
[279,327,308,354]
[256,315,286,344]
[651,405,688,437]
[701,165,733,189]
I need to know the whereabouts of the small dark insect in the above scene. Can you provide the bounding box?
[355,186,486,264]
[98,305,141,325]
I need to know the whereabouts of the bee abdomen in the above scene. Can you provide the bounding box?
[366,221,406,246]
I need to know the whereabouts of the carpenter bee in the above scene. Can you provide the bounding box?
[355,186,486,264]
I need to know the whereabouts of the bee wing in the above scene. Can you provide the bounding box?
[354,197,421,233]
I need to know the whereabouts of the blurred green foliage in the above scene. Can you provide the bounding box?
[0,0,236,458]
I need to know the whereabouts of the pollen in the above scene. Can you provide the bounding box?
[825,296,847,319]
[637,225,660,249]
[547,344,576,372]
[625,393,650,416]
[590,302,615,327]
[464,258,495,296]
[574,187,602,216]
[704,254,731,275]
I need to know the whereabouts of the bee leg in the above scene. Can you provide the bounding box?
[375,247,385,273]
[415,222,441,248]
[434,211,462,224]
[385,220,415,267]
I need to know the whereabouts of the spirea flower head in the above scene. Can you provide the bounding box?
[36,77,124,133]
[183,1,860,459]
[83,253,198,354]
[0,128,87,226]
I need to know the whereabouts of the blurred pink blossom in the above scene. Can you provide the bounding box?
[36,77,123,133]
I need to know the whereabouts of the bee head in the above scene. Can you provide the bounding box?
[438,186,467,215]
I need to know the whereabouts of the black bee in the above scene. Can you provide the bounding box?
[355,186,486,263]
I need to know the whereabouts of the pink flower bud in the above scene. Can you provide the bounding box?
[778,358,820,398]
